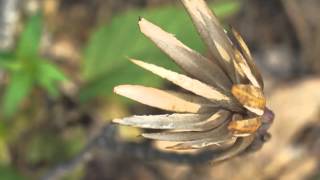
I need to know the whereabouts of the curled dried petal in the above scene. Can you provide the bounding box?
[231,84,266,115]
[228,116,262,137]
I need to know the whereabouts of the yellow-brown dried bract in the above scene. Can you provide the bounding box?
[228,116,262,136]
[231,84,266,115]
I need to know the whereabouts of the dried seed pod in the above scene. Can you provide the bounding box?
[113,0,273,163]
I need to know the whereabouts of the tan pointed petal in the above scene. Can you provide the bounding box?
[234,48,261,88]
[232,55,247,84]
[231,84,266,115]
[139,18,232,91]
[180,0,236,82]
[142,120,231,141]
[212,136,255,163]
[230,28,264,88]
[113,109,230,131]
[230,27,253,60]
[130,59,240,111]
[228,116,262,137]
[114,85,211,113]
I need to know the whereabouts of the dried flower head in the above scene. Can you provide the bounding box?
[113,0,274,162]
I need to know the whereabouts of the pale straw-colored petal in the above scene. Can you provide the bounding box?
[113,110,230,131]
[180,0,236,82]
[139,18,232,91]
[114,85,211,113]
[130,59,241,111]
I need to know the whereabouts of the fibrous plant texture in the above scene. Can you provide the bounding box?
[113,0,274,162]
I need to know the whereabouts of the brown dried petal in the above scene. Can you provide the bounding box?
[180,0,237,82]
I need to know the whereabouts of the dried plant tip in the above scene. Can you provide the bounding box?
[111,0,273,161]
[231,84,266,115]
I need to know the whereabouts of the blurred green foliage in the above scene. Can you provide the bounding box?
[80,1,240,101]
[0,14,66,117]
[0,166,23,180]
[25,127,86,165]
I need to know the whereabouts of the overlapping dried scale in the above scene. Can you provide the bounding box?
[231,84,266,115]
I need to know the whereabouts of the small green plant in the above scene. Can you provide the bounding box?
[0,14,66,117]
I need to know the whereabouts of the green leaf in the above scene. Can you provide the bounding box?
[36,60,67,97]
[0,166,24,180]
[16,13,42,59]
[0,53,19,71]
[213,0,241,17]
[81,1,240,101]
[2,72,33,117]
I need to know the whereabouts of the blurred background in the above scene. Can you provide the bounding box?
[0,0,319,179]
